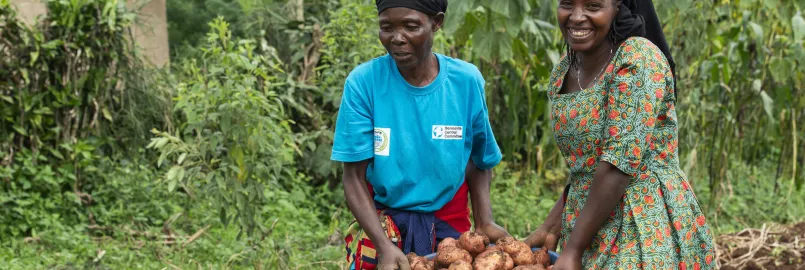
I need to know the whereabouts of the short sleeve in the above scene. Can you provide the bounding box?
[470,76,502,170]
[330,79,374,162]
[599,40,666,177]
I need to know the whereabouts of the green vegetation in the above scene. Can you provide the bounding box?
[1,0,803,268]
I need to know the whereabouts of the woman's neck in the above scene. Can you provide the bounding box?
[577,41,615,75]
[399,52,439,87]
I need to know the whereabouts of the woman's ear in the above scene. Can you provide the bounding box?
[432,12,445,32]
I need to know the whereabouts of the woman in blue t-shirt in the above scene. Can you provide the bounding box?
[331,0,509,269]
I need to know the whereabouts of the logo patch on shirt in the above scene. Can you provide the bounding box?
[374,128,390,156]
[432,125,463,140]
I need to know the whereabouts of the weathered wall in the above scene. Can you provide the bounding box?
[8,0,170,67]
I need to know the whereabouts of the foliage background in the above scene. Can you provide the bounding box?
[1,0,804,268]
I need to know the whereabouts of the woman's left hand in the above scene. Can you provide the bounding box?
[551,251,582,270]
[475,222,510,243]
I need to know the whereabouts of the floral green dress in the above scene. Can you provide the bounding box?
[548,37,716,269]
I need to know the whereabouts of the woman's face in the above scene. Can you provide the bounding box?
[378,8,443,70]
[557,0,620,53]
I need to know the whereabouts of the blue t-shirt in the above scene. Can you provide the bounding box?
[330,53,502,212]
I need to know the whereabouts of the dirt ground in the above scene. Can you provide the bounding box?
[718,223,805,270]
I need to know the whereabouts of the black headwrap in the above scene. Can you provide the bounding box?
[376,0,448,16]
[611,0,677,98]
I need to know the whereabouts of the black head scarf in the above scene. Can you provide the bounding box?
[612,0,677,98]
[376,0,448,16]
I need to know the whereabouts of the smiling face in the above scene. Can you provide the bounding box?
[557,0,620,53]
[378,8,444,70]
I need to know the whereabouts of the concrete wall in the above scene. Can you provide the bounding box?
[8,0,170,67]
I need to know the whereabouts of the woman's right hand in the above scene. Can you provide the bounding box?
[524,195,564,251]
[377,244,411,270]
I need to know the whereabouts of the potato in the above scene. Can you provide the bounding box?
[447,260,473,270]
[511,249,536,266]
[411,258,431,270]
[407,252,420,264]
[473,250,507,270]
[408,253,431,270]
[458,231,489,257]
[495,237,515,247]
[512,265,546,270]
[533,248,550,267]
[438,237,460,251]
[503,252,515,270]
[476,245,503,259]
[498,238,529,256]
[436,246,473,268]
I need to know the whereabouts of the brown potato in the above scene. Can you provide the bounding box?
[512,265,546,270]
[438,237,460,251]
[447,260,472,270]
[503,252,515,270]
[533,248,550,267]
[498,238,529,256]
[511,249,536,266]
[476,245,503,259]
[436,246,473,268]
[407,252,420,264]
[495,236,515,246]
[411,258,431,270]
[473,250,507,270]
[458,231,489,257]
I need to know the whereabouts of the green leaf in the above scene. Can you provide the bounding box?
[167,166,181,181]
[168,178,177,192]
[473,28,514,61]
[178,153,188,165]
[12,125,27,136]
[444,0,477,36]
[220,206,228,228]
[752,79,762,93]
[748,22,764,41]
[674,0,691,11]
[102,108,113,121]
[793,14,805,41]
[760,91,774,121]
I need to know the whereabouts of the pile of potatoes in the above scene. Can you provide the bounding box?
[407,231,553,270]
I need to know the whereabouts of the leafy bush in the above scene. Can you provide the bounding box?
[0,0,171,237]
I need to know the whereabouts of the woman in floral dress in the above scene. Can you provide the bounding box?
[524,0,716,269]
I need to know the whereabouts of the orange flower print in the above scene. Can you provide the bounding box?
[706,255,713,265]
[632,146,641,157]
[570,154,577,163]
[555,122,560,131]
[655,88,664,99]
[561,114,568,125]
[570,109,578,119]
[618,68,629,76]
[652,72,664,82]
[644,195,654,204]
[680,262,687,270]
[694,262,701,270]
[633,206,643,215]
[596,147,603,156]
[580,118,588,127]
[647,117,656,127]
[674,221,682,231]
[658,114,667,121]
[609,110,620,120]
[586,157,596,167]
[592,107,600,119]
[609,126,619,137]
[555,79,563,87]
[644,102,653,113]
[618,82,629,92]
[697,216,706,226]
[659,151,668,159]
[611,244,619,254]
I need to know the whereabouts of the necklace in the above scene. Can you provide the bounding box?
[576,47,614,90]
